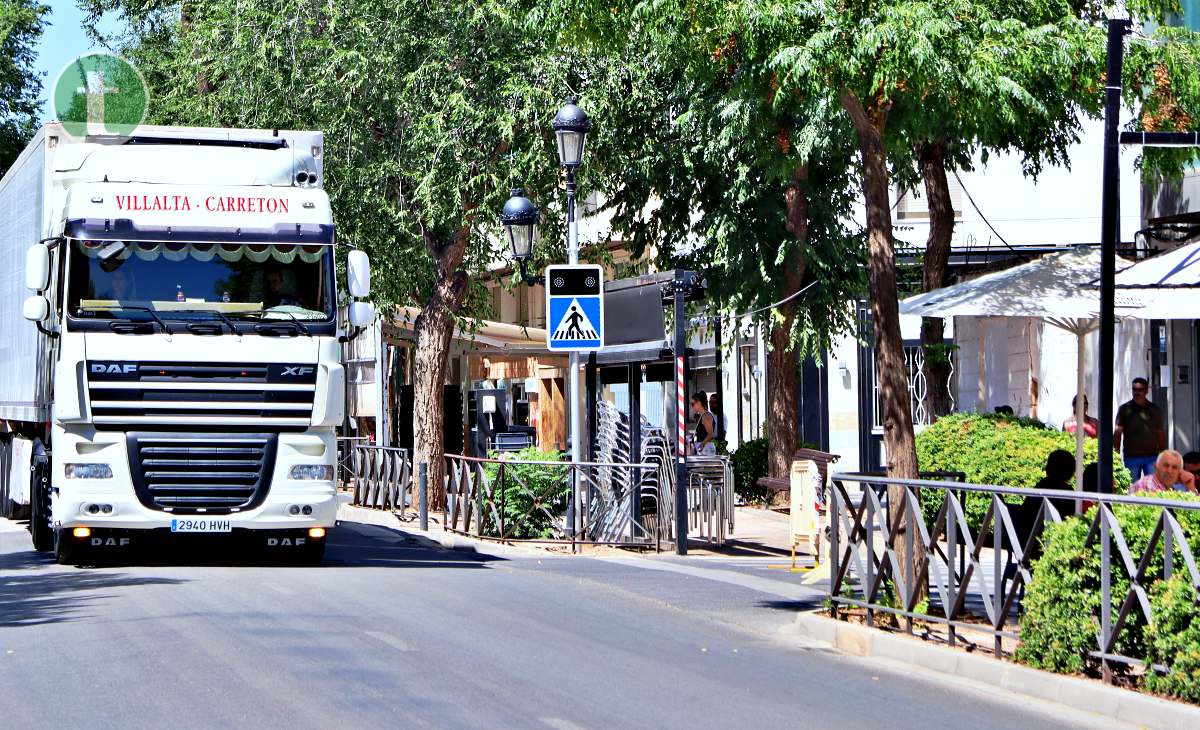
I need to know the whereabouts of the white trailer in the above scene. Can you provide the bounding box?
[0,123,374,565]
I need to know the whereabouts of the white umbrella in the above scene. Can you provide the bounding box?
[901,249,1125,491]
[1114,239,1200,317]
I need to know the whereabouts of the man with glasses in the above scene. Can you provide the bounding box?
[1114,377,1166,480]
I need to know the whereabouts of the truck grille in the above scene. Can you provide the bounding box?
[126,433,277,513]
[87,361,316,430]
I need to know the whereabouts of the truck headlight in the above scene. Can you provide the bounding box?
[65,463,113,479]
[289,464,333,481]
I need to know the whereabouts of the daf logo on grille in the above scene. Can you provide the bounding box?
[281,366,314,376]
[90,363,138,374]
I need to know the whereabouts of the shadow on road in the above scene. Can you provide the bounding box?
[0,519,504,571]
[0,561,186,628]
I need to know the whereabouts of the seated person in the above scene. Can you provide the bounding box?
[101,268,136,300]
[1131,450,1196,494]
[1033,449,1077,519]
[264,268,305,308]
[1184,452,1200,484]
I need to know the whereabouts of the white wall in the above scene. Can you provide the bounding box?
[890,120,1141,252]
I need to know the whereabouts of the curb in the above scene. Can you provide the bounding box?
[791,611,1200,730]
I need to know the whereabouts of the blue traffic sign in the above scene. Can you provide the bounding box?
[546,264,604,351]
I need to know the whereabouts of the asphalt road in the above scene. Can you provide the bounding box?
[0,516,1126,730]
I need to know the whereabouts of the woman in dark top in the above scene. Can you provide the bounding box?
[690,393,716,456]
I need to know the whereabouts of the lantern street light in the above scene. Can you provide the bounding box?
[500,188,540,285]
[551,97,590,169]
[552,97,591,536]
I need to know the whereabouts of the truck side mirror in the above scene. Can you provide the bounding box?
[25,243,50,291]
[347,250,370,298]
[23,295,49,322]
[348,301,375,328]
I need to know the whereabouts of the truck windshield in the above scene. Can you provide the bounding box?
[66,239,333,322]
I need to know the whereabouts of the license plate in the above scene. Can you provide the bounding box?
[170,518,232,533]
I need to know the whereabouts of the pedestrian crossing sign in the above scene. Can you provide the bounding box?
[546,264,604,351]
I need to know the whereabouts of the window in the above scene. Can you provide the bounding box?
[896,175,964,221]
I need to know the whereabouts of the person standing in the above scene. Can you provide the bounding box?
[690,392,716,456]
[1114,377,1166,480]
[1062,395,1099,438]
[708,392,725,442]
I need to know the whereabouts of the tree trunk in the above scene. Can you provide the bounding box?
[918,140,955,421]
[412,228,470,509]
[766,164,810,479]
[840,90,925,602]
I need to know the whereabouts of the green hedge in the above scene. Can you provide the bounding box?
[915,412,1131,530]
[480,447,570,539]
[1015,494,1200,701]
[731,437,769,503]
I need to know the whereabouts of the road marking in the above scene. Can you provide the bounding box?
[263,582,297,596]
[540,718,589,730]
[364,630,413,652]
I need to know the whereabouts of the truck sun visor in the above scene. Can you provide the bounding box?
[65,217,335,245]
[75,239,328,264]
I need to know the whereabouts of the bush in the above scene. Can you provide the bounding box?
[1144,576,1200,702]
[1015,493,1200,700]
[480,447,570,539]
[916,412,1131,530]
[731,437,769,503]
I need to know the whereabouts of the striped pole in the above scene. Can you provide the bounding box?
[676,355,686,461]
[672,274,690,555]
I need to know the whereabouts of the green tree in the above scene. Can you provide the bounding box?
[84,0,598,503]
[547,5,866,479]
[0,0,46,176]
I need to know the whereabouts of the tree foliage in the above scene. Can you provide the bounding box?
[0,0,46,176]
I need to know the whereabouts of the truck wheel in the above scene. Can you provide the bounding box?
[0,434,11,519]
[295,538,326,566]
[29,443,53,552]
[54,527,86,566]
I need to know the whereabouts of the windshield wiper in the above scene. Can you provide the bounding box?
[227,309,313,337]
[161,308,239,334]
[77,304,169,333]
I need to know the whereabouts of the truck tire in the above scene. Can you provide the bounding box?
[0,434,11,519]
[299,539,326,566]
[29,441,53,552]
[54,527,85,566]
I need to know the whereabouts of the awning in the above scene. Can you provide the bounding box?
[386,306,551,355]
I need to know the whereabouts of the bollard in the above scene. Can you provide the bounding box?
[418,461,429,531]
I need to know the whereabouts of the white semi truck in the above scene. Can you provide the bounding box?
[0,123,374,565]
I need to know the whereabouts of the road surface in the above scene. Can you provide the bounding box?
[0,515,1126,729]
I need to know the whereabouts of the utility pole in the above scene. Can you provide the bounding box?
[1098,18,1130,494]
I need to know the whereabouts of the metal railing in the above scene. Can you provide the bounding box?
[443,454,661,549]
[337,436,371,487]
[351,445,411,510]
[828,473,1200,681]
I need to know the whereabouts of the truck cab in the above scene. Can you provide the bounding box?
[4,124,373,565]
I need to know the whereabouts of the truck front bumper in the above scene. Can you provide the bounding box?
[50,426,339,531]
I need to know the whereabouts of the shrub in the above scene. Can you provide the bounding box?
[1015,493,1200,698]
[480,447,570,539]
[1144,576,1200,702]
[731,437,769,503]
[916,412,1130,530]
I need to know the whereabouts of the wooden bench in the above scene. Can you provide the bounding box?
[754,448,842,508]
